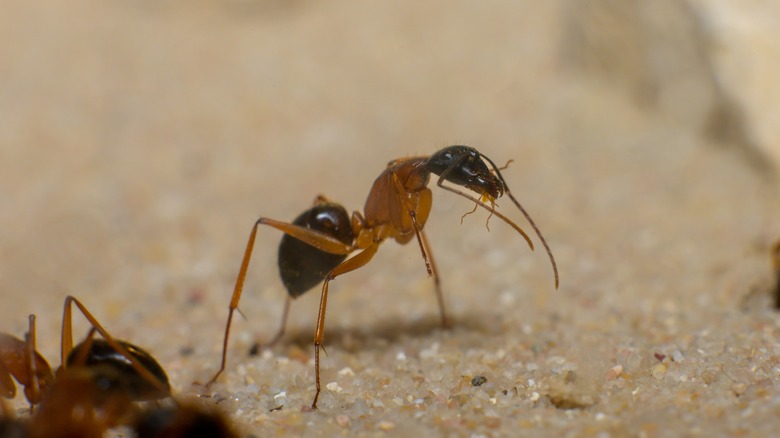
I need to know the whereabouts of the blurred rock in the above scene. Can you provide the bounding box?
[560,0,780,171]
[689,0,780,171]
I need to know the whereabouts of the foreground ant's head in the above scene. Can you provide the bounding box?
[425,145,505,201]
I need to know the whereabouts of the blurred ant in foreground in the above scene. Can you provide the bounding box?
[1,296,237,437]
[209,145,559,409]
[1,315,53,412]
[1,296,170,436]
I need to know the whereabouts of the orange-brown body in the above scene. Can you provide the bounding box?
[361,157,432,246]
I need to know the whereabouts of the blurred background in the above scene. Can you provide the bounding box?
[1,0,779,435]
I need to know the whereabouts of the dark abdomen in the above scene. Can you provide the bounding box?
[278,202,354,297]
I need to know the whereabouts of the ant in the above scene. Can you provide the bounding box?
[209,145,560,409]
[1,295,173,437]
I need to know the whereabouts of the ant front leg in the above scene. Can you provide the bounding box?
[388,172,449,328]
[311,243,379,410]
[418,229,448,328]
[24,314,50,410]
[209,217,353,385]
[260,295,292,350]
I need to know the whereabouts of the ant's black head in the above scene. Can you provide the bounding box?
[425,145,505,201]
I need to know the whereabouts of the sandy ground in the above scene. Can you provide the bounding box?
[2,1,780,436]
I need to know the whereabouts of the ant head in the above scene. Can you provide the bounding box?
[425,145,505,201]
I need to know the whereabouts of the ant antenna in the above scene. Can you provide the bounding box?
[482,155,559,289]
[434,153,535,249]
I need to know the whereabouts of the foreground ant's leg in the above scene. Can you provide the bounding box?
[0,316,53,410]
[210,218,352,385]
[25,315,43,411]
[388,172,435,277]
[311,243,379,410]
[419,230,449,328]
[386,173,448,326]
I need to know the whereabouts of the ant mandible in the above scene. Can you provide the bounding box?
[209,145,559,409]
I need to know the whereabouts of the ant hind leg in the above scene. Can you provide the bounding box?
[249,296,292,355]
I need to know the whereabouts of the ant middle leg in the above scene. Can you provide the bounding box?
[250,295,292,355]
[264,295,292,348]
[387,174,448,327]
[419,230,449,328]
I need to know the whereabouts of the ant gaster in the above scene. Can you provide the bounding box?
[209,145,559,409]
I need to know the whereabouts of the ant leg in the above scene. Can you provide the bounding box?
[252,295,291,353]
[386,174,449,326]
[25,315,41,411]
[210,218,352,385]
[21,315,52,408]
[311,243,379,410]
[419,230,449,328]
[387,174,448,326]
[61,296,170,396]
